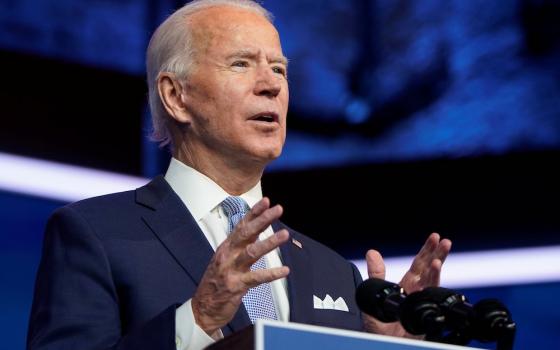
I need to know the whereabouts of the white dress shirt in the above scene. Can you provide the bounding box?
[165,158,290,350]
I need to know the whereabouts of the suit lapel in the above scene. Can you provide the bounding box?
[136,176,251,334]
[274,222,314,325]
[138,176,214,286]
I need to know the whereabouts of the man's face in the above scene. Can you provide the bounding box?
[180,6,289,168]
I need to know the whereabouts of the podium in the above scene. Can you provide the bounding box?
[207,320,484,350]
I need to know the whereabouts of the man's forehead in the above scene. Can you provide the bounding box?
[188,5,274,31]
[188,7,284,59]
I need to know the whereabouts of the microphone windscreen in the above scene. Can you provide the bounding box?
[399,290,446,335]
[473,298,513,342]
[415,287,457,303]
[355,277,403,322]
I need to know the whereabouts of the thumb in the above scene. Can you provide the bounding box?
[366,249,386,279]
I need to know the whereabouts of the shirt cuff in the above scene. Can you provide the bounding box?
[175,299,223,350]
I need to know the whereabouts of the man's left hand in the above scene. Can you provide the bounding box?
[363,232,452,337]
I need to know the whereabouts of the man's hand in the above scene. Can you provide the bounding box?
[191,198,290,336]
[363,233,452,337]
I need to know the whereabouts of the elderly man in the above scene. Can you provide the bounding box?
[27,1,451,349]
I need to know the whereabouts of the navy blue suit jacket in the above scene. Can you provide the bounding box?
[27,176,363,349]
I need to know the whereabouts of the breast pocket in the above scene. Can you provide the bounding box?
[311,308,362,331]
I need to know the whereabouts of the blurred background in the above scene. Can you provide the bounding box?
[1,0,559,348]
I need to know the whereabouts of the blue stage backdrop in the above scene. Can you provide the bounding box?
[1,0,558,170]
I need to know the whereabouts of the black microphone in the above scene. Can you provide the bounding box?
[356,279,515,349]
[404,287,474,344]
[472,299,516,350]
[355,277,406,322]
[355,278,446,336]
[399,288,447,336]
[415,287,474,329]
[356,279,459,336]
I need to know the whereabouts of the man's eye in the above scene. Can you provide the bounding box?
[232,61,249,68]
[272,66,286,76]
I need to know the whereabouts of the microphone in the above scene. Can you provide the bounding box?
[402,288,516,349]
[355,277,406,322]
[355,278,515,349]
[472,299,516,350]
[355,278,446,335]
[399,288,447,336]
[403,287,474,344]
[413,287,474,329]
[356,279,472,337]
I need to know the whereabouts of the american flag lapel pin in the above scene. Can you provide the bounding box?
[291,238,303,249]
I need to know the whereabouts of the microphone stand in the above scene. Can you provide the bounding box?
[495,319,516,350]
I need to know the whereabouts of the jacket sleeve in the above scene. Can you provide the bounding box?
[27,206,176,350]
[350,261,364,288]
[350,261,365,329]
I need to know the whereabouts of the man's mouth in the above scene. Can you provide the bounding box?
[249,112,279,123]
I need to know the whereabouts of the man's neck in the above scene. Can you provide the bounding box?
[174,147,264,196]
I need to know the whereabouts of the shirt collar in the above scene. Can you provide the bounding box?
[164,158,263,221]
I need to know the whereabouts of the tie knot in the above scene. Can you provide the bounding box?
[221,196,249,216]
[221,196,249,233]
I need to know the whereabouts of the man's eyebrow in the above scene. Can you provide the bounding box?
[226,49,289,66]
[226,49,257,60]
[271,55,289,67]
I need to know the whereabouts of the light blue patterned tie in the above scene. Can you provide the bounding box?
[221,196,278,323]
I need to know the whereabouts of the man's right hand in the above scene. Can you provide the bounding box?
[191,197,290,335]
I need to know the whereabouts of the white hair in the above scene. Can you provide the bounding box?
[146,0,274,150]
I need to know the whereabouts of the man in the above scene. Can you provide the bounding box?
[27,1,451,349]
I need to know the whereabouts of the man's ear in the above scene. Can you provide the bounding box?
[157,72,191,124]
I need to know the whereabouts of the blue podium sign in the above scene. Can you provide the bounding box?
[255,320,484,350]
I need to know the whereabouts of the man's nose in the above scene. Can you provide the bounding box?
[254,67,281,98]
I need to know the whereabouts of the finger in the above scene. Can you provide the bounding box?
[435,238,452,264]
[409,233,440,274]
[366,249,386,279]
[426,258,443,287]
[230,198,272,243]
[241,266,290,288]
[424,232,440,254]
[237,229,290,266]
[417,233,439,260]
[230,204,283,246]
[243,197,271,221]
[244,204,283,239]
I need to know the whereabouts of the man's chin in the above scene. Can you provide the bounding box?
[247,146,283,166]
